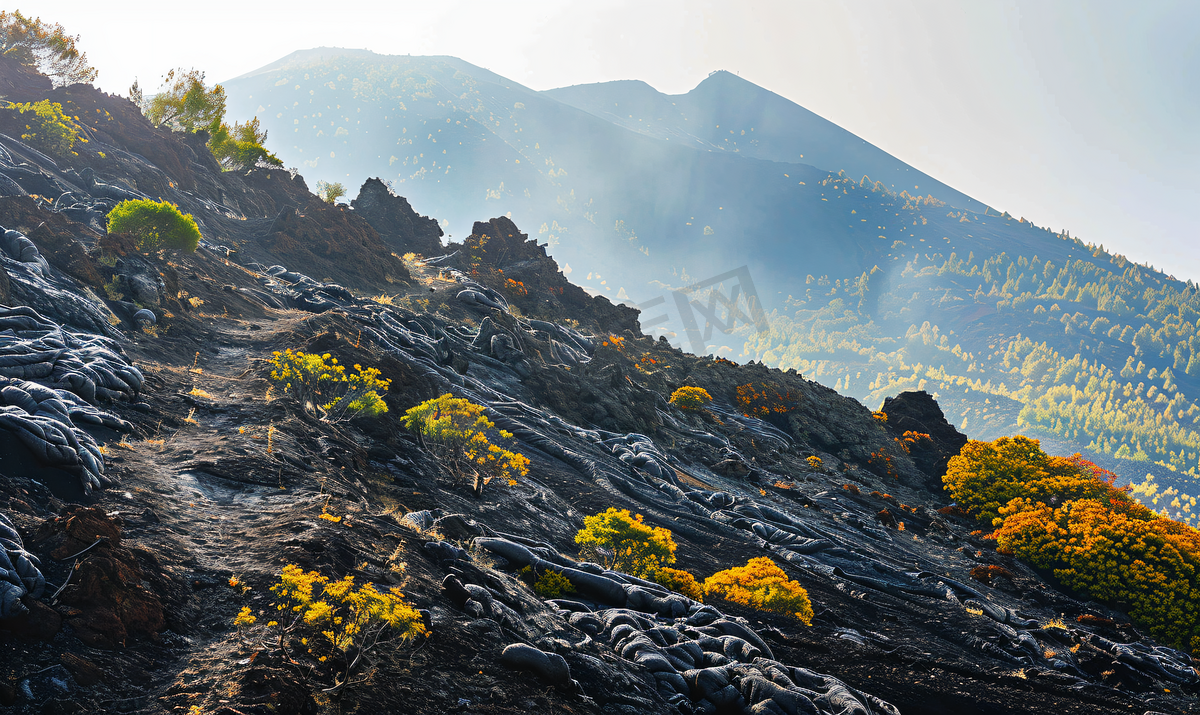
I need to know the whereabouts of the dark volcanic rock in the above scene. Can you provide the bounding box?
[32,508,168,649]
[257,198,411,290]
[0,55,50,102]
[882,390,968,486]
[351,177,444,256]
[451,216,641,335]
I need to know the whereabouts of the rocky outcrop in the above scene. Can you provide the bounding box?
[351,177,444,257]
[448,216,641,336]
[882,389,969,487]
[32,508,169,648]
[0,55,50,102]
[253,198,411,291]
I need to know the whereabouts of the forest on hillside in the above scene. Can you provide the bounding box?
[742,172,1200,525]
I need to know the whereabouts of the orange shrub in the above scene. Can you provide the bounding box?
[994,495,1200,654]
[948,434,1200,655]
[703,557,813,624]
[896,431,932,453]
[734,382,799,419]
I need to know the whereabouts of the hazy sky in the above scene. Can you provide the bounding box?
[21,0,1200,279]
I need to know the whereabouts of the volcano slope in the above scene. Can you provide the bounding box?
[0,65,1195,715]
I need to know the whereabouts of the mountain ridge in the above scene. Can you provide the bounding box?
[546,69,987,213]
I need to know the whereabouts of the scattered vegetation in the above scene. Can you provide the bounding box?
[316,180,346,204]
[896,430,932,453]
[734,382,799,419]
[969,565,1016,585]
[742,187,1200,524]
[703,557,813,624]
[107,199,202,253]
[2,99,82,155]
[947,435,1200,654]
[139,67,278,170]
[0,11,97,86]
[267,349,390,422]
[401,393,529,497]
[669,386,712,410]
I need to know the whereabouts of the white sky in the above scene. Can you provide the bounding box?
[20,0,1200,279]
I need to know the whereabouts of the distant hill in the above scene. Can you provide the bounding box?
[225,49,1200,521]
[544,73,985,214]
[222,50,984,342]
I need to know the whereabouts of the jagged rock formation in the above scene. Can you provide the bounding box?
[255,197,410,289]
[350,177,444,257]
[881,390,969,487]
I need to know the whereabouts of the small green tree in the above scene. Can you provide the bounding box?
[107,199,202,252]
[0,11,97,86]
[316,180,346,204]
[143,68,226,132]
[208,116,282,170]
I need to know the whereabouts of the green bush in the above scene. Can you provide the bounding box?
[106,199,202,252]
[4,100,81,156]
[532,569,576,598]
[208,116,281,170]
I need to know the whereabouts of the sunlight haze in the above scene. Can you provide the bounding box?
[23,0,1198,277]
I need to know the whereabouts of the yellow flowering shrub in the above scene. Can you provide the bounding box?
[531,569,576,598]
[649,565,704,602]
[233,606,256,631]
[943,436,1118,525]
[268,349,390,422]
[669,386,712,410]
[806,455,824,471]
[245,564,425,687]
[949,435,1200,655]
[703,557,813,625]
[574,507,676,577]
[3,100,82,156]
[401,394,529,496]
